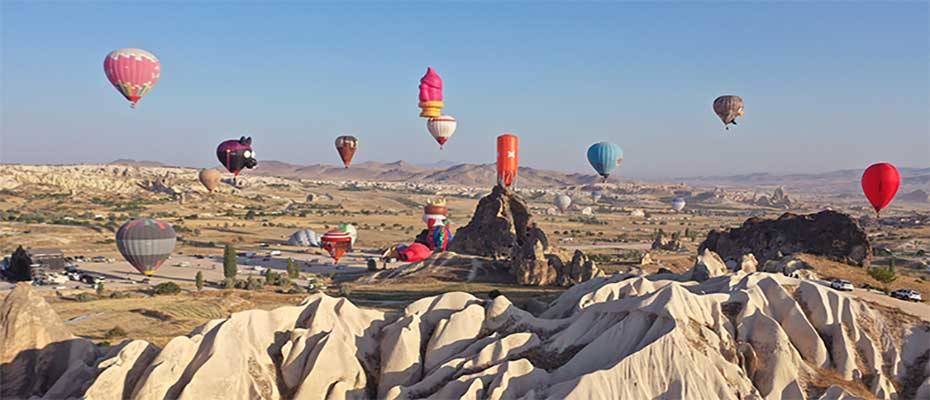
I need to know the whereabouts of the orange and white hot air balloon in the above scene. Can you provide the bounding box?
[427,116,457,149]
[496,134,519,188]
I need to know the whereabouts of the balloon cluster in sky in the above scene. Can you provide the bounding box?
[103,48,903,270]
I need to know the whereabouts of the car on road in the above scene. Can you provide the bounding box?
[891,289,922,302]
[830,279,854,291]
[66,271,81,281]
[79,273,105,285]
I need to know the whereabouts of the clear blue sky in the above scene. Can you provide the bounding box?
[1,1,927,178]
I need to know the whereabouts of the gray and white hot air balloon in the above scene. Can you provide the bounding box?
[671,197,687,212]
[554,194,572,213]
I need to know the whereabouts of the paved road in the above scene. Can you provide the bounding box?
[6,249,374,292]
[813,280,929,322]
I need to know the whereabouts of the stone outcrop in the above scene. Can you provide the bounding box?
[0,283,99,399]
[651,232,683,251]
[754,186,794,209]
[546,250,604,287]
[2,273,927,400]
[699,210,871,267]
[448,185,532,259]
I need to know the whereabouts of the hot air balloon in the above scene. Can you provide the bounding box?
[587,142,623,182]
[427,116,457,149]
[335,136,358,168]
[103,48,161,108]
[217,137,257,176]
[861,163,900,217]
[671,197,686,212]
[198,168,221,192]
[423,198,449,227]
[418,67,444,118]
[337,223,358,249]
[555,194,572,213]
[115,219,176,276]
[321,230,353,264]
[592,191,604,203]
[427,221,454,252]
[713,95,744,129]
[497,134,519,188]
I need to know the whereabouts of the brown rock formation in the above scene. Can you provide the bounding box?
[448,185,531,259]
[699,210,871,267]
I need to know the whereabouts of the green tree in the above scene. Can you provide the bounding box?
[195,271,204,291]
[868,267,897,293]
[287,258,299,279]
[95,282,105,297]
[223,244,237,288]
[264,268,274,284]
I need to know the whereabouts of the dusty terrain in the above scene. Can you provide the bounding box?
[1,163,928,399]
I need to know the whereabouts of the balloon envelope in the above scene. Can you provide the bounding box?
[427,116,457,148]
[427,223,454,251]
[861,163,900,214]
[103,48,160,108]
[671,197,686,211]
[335,136,358,168]
[338,223,357,246]
[321,230,352,263]
[217,137,257,176]
[115,219,176,276]
[713,95,744,127]
[198,169,221,192]
[555,194,572,213]
[497,134,519,187]
[288,229,320,247]
[587,142,623,179]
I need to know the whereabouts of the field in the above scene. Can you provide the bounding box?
[1,164,928,345]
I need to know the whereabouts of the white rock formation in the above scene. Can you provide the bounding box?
[3,271,928,400]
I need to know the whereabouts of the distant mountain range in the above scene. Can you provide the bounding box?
[675,167,930,195]
[107,159,929,193]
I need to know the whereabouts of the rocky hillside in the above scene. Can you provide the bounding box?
[3,263,928,399]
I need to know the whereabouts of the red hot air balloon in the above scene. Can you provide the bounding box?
[335,136,358,168]
[497,134,519,188]
[103,48,161,108]
[861,163,900,216]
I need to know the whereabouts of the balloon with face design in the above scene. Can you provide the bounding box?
[216,136,257,176]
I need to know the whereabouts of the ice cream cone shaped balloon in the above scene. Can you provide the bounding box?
[418,67,444,118]
[321,230,352,264]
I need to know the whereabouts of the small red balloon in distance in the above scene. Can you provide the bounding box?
[861,163,900,215]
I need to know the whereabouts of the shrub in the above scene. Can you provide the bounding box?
[103,326,127,339]
[195,271,204,291]
[95,282,105,297]
[109,291,131,299]
[223,244,237,283]
[868,267,897,292]
[152,282,181,295]
[339,284,352,297]
[367,258,378,272]
[74,293,96,302]
[287,258,299,279]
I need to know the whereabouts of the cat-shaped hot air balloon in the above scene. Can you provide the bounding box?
[216,136,257,176]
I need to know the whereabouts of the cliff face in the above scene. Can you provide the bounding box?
[699,210,872,267]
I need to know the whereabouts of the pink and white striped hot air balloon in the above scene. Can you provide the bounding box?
[103,48,161,108]
[427,115,457,149]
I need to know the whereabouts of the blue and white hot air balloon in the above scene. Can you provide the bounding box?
[671,197,686,212]
[587,142,623,181]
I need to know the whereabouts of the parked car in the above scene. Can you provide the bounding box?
[269,250,282,256]
[830,279,854,291]
[66,271,82,281]
[891,289,922,302]
[79,273,105,285]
